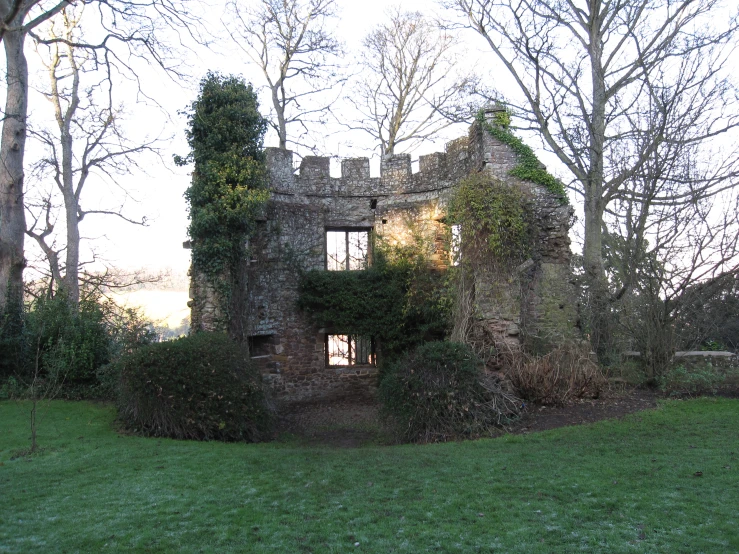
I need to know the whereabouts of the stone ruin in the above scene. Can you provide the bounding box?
[188,108,581,403]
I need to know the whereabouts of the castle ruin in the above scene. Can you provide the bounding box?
[188,109,580,403]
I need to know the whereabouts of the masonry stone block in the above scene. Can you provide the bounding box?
[341,157,371,180]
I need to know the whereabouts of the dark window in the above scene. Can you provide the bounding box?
[248,335,273,357]
[325,334,376,367]
[326,229,370,271]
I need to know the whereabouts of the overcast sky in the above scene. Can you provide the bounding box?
[17,0,736,326]
[18,0,503,326]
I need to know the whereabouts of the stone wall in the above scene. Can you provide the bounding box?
[188,109,582,403]
[187,264,227,333]
[237,144,462,403]
[450,110,578,356]
[624,350,739,371]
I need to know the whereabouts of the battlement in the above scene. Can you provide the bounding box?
[264,136,473,197]
[263,107,530,197]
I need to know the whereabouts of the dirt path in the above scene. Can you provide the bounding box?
[277,386,663,447]
[514,387,660,434]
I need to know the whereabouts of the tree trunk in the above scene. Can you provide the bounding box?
[62,135,80,307]
[272,85,287,150]
[0,29,28,315]
[582,196,605,281]
[63,193,80,307]
[584,11,613,361]
[30,400,37,453]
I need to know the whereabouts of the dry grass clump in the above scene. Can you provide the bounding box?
[504,343,606,406]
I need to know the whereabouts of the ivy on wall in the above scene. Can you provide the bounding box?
[448,171,534,265]
[177,72,269,322]
[444,171,536,352]
[476,109,568,203]
[298,239,452,361]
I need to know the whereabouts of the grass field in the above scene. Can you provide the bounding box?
[1,398,738,553]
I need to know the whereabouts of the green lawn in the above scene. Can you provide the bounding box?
[1,399,738,553]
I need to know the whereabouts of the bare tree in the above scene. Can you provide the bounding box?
[351,8,470,156]
[26,5,157,309]
[0,0,66,318]
[675,274,739,352]
[0,0,199,317]
[452,0,739,356]
[590,106,739,375]
[225,0,342,150]
[612,189,739,380]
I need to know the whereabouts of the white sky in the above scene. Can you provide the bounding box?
[19,0,500,326]
[16,0,738,326]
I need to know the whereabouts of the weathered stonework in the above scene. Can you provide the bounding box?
[189,109,581,403]
[187,267,227,333]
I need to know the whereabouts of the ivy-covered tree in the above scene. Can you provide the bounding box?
[177,73,268,327]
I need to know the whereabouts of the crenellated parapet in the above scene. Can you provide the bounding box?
[264,130,477,199]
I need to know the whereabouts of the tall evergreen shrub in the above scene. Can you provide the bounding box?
[177,72,268,323]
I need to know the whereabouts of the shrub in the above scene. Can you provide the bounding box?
[94,301,158,400]
[660,363,737,397]
[116,332,273,441]
[105,304,158,359]
[0,300,24,381]
[0,376,21,400]
[505,343,606,406]
[379,341,521,443]
[24,294,111,387]
[0,279,161,400]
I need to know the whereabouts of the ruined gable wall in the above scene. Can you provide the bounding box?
[469,110,578,355]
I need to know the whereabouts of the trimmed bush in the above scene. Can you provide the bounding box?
[379,341,521,443]
[116,332,273,441]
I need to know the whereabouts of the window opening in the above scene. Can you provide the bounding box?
[326,229,370,270]
[325,334,376,367]
[248,335,273,357]
[451,224,462,266]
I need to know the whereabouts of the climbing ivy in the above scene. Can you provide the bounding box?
[177,73,269,321]
[448,172,533,265]
[298,238,452,361]
[298,174,535,361]
[476,109,568,203]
